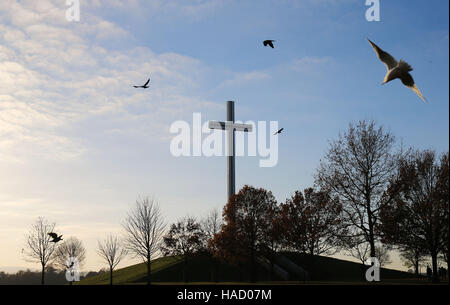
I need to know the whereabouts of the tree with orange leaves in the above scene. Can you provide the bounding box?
[211,185,278,282]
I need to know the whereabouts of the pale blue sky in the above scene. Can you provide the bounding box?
[0,0,448,272]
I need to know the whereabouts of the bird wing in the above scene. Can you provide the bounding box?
[400,72,427,103]
[274,128,283,135]
[48,233,57,239]
[368,39,398,70]
[408,84,427,103]
[144,79,150,86]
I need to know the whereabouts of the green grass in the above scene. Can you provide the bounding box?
[77,256,183,285]
[78,252,424,285]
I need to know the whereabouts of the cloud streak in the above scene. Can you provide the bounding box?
[0,0,222,164]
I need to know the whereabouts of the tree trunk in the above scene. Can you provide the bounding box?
[431,251,440,283]
[110,266,113,285]
[414,260,419,277]
[147,256,151,285]
[41,264,45,285]
[367,214,376,258]
[270,242,274,281]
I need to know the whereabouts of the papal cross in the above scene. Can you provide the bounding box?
[208,101,253,202]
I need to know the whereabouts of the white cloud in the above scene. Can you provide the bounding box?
[0,0,220,164]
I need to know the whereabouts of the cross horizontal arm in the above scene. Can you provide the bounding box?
[208,121,253,132]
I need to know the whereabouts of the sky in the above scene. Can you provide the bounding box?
[0,0,448,273]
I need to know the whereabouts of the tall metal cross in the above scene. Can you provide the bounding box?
[209,101,253,202]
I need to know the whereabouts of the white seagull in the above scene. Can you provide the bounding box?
[368,39,427,103]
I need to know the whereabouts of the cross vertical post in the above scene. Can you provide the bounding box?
[227,101,235,201]
[208,101,253,203]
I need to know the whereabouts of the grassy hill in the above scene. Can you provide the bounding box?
[78,256,183,285]
[282,252,420,283]
[78,252,420,285]
[78,254,278,285]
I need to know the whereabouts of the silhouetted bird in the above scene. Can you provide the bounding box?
[274,128,284,135]
[48,232,63,243]
[263,40,276,49]
[133,78,150,89]
[368,39,427,103]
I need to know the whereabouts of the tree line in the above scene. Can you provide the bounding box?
[0,267,106,285]
[22,120,448,284]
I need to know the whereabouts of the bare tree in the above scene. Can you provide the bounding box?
[379,150,448,283]
[122,197,165,285]
[316,120,401,260]
[54,237,86,285]
[97,235,127,285]
[400,246,427,276]
[280,188,346,256]
[23,217,58,285]
[375,244,391,267]
[201,209,223,282]
[347,240,371,265]
[202,209,222,246]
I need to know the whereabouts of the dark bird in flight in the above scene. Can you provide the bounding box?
[367,39,427,103]
[263,40,276,49]
[48,232,63,243]
[274,128,284,135]
[133,78,150,89]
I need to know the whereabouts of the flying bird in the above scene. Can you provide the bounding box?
[367,39,427,103]
[263,40,276,49]
[133,78,150,89]
[274,128,284,135]
[48,232,63,243]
